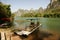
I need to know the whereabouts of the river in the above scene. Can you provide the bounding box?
[14,17,60,34]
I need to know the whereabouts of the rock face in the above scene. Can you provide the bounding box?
[47,0,60,9]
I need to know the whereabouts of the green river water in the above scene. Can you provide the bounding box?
[14,17,60,33]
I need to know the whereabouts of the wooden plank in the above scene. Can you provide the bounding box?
[5,33,11,40]
[0,33,1,40]
[11,36,21,40]
[1,32,5,40]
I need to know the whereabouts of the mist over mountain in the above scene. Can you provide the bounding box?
[14,7,44,16]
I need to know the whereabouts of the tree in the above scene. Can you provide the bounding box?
[0,2,12,27]
[0,2,11,18]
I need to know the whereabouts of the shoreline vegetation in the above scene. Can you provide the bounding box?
[0,2,14,27]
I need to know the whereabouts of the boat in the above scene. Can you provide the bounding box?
[13,18,42,37]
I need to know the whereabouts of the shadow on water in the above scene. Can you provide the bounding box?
[19,30,60,40]
[25,30,53,40]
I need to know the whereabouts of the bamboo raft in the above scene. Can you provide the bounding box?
[0,32,11,40]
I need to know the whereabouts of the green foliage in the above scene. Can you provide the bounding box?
[44,3,60,18]
[0,2,13,27]
[21,13,42,17]
[43,14,49,18]
[0,2,11,18]
[43,13,60,18]
[34,13,41,17]
[21,13,33,17]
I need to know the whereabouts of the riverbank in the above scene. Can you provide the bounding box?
[0,28,60,40]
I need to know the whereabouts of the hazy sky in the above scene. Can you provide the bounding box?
[0,0,50,12]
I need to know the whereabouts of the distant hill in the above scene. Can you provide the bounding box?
[14,0,60,17]
[14,8,44,16]
[47,0,60,9]
[46,0,60,14]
